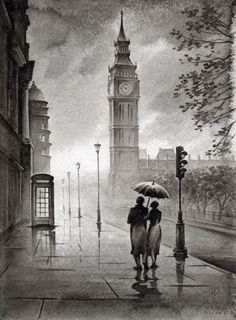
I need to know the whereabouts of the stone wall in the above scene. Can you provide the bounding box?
[0,0,34,233]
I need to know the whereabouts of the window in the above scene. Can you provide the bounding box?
[41,123,45,129]
[39,134,46,142]
[36,187,49,217]
[42,149,48,156]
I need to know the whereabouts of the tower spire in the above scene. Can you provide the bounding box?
[118,10,127,41]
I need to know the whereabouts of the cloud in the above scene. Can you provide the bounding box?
[27,0,234,178]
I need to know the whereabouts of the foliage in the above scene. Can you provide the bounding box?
[183,169,215,215]
[158,166,236,218]
[207,166,236,216]
[171,2,235,156]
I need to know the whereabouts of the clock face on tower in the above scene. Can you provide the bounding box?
[119,82,133,96]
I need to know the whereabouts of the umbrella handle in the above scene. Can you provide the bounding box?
[146,197,151,208]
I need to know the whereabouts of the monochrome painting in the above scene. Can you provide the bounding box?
[0,0,235,319]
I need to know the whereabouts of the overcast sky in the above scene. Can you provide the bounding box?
[27,0,233,178]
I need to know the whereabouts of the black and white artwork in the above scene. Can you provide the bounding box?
[0,0,235,319]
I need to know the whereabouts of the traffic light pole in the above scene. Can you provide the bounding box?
[173,177,188,258]
[178,178,182,221]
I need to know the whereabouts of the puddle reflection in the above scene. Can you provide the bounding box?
[97,223,101,271]
[78,217,82,263]
[132,267,162,298]
[31,226,56,257]
[175,256,185,314]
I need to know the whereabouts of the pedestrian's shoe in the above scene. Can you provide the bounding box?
[151,263,158,269]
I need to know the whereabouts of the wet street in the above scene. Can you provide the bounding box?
[161,219,236,274]
[0,209,235,320]
[101,206,236,274]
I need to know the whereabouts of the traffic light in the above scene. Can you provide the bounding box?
[176,146,188,179]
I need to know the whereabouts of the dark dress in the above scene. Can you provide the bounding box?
[145,208,162,257]
[127,204,148,257]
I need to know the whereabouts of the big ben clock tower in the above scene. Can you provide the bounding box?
[108,11,139,199]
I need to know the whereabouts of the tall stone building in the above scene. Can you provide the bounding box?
[0,0,34,233]
[108,11,139,199]
[29,82,51,174]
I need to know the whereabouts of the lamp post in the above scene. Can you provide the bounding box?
[62,179,65,215]
[76,162,81,218]
[62,179,65,231]
[94,142,101,228]
[67,172,71,216]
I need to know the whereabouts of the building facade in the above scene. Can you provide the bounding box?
[139,148,236,180]
[29,82,51,174]
[0,0,34,233]
[108,11,139,199]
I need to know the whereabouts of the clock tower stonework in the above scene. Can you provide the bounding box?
[108,11,139,200]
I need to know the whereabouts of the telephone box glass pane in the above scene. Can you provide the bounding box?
[36,187,49,217]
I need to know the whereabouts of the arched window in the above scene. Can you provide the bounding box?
[118,103,121,122]
[121,104,124,121]
[39,134,46,142]
[127,104,130,121]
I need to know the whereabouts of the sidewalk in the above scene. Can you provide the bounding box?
[0,213,235,320]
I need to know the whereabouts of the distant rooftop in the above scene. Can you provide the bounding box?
[139,149,148,159]
[157,148,175,160]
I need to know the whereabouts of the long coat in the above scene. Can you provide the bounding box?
[127,205,148,257]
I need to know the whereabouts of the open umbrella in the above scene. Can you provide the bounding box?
[132,180,170,206]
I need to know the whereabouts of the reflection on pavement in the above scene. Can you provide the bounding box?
[175,256,185,315]
[31,226,56,258]
[78,217,82,263]
[0,213,235,319]
[132,267,162,298]
[97,223,101,271]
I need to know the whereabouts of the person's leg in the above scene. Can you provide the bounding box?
[133,255,142,270]
[151,252,156,268]
[143,253,149,270]
[151,254,158,268]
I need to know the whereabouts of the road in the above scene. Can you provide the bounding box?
[101,206,236,274]
[161,218,236,274]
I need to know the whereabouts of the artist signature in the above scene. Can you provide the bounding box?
[202,284,236,318]
[203,310,228,316]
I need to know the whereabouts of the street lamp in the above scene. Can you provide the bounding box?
[67,172,71,215]
[61,179,65,215]
[62,179,65,231]
[94,142,101,228]
[76,162,81,218]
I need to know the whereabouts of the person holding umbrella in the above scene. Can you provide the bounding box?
[144,200,162,268]
[127,196,148,270]
[131,180,169,269]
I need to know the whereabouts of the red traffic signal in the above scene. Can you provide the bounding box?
[176,146,188,179]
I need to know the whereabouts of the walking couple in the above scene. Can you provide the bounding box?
[127,196,162,270]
